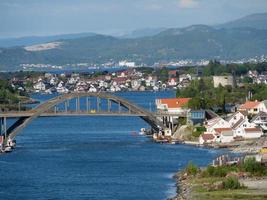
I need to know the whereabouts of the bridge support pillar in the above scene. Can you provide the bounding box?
[77,97,80,112]
[0,117,7,138]
[118,102,121,113]
[97,97,100,112]
[86,97,91,112]
[64,101,68,112]
[108,99,111,112]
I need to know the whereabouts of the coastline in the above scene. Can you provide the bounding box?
[167,136,267,200]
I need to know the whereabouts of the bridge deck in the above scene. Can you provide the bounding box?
[0,111,184,118]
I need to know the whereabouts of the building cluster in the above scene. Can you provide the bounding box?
[155,97,267,144]
[199,100,267,144]
[246,70,267,84]
[11,69,192,94]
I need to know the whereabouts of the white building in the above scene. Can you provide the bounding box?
[118,61,135,68]
[156,98,191,114]
[33,81,46,92]
[205,117,231,133]
[239,100,267,115]
[251,112,267,132]
[213,75,234,88]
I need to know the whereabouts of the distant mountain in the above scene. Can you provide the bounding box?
[216,12,267,30]
[0,32,97,48]
[1,13,267,70]
[121,28,167,38]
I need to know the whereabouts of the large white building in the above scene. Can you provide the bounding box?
[118,61,136,68]
[213,75,234,88]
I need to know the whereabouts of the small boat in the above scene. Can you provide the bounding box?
[139,128,146,135]
[7,139,16,149]
[4,146,12,153]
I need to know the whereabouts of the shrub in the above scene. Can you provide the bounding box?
[192,126,207,138]
[206,165,215,176]
[186,161,198,176]
[243,157,267,176]
[202,165,228,177]
[222,176,241,190]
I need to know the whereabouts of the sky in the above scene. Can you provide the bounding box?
[1,0,267,38]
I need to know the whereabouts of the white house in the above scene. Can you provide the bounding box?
[213,128,234,143]
[227,111,247,127]
[239,100,267,115]
[205,117,231,133]
[251,111,267,132]
[56,81,69,93]
[33,81,46,92]
[243,128,263,139]
[156,98,191,114]
[229,113,263,139]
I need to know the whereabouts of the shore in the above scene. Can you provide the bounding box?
[170,173,267,200]
[166,136,267,200]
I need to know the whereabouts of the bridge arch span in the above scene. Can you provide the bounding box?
[5,92,164,143]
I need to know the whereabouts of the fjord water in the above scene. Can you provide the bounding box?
[0,91,222,200]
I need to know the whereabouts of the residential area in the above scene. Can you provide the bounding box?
[9,68,191,94]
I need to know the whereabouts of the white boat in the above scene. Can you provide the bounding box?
[4,146,12,153]
[139,128,146,135]
[7,139,16,149]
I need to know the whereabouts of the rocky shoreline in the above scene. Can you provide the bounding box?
[167,136,267,200]
[168,171,192,200]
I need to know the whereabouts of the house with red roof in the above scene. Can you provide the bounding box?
[156,98,191,114]
[239,100,267,115]
[200,109,264,144]
[199,133,215,144]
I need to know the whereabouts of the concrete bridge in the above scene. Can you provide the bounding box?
[0,92,177,146]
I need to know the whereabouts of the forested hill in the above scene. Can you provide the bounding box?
[1,13,267,70]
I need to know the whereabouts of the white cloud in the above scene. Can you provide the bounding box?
[178,0,199,8]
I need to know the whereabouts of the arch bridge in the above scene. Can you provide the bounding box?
[0,93,170,146]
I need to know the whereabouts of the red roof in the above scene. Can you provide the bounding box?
[113,77,127,83]
[168,70,177,76]
[244,128,262,133]
[202,133,215,140]
[158,98,191,108]
[214,128,232,133]
[240,101,261,109]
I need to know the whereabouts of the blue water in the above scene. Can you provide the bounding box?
[0,91,223,200]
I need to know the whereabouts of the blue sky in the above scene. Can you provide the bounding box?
[1,0,267,38]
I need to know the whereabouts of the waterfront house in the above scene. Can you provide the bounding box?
[228,112,263,139]
[205,116,231,133]
[155,98,191,115]
[199,133,215,144]
[243,128,263,139]
[251,111,267,132]
[187,110,206,125]
[239,100,267,115]
[214,128,234,143]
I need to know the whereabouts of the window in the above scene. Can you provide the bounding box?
[254,108,258,111]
